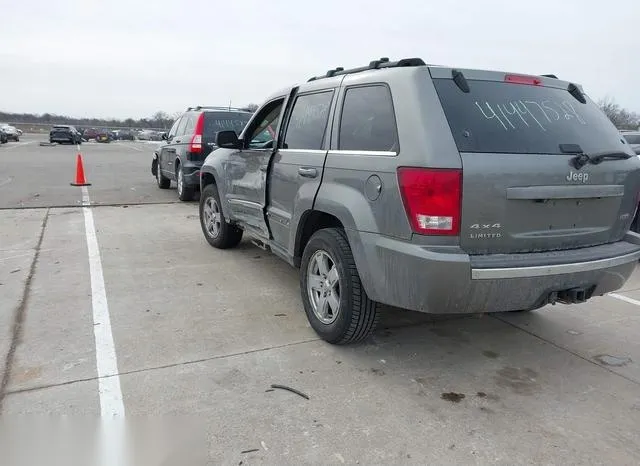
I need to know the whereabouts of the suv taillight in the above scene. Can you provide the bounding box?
[189,113,205,153]
[397,167,462,236]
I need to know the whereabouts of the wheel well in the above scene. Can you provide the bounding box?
[201,172,216,189]
[294,211,344,267]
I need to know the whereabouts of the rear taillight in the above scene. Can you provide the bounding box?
[189,113,205,153]
[397,167,462,236]
[504,74,542,86]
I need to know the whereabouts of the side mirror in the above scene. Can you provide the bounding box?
[161,132,168,141]
[216,130,241,149]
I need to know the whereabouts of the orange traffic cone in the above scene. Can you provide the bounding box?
[70,153,91,186]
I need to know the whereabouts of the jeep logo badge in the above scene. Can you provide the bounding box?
[566,170,589,183]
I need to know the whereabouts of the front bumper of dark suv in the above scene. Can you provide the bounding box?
[348,231,640,314]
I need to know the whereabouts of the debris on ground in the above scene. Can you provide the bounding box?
[441,392,466,403]
[270,384,309,400]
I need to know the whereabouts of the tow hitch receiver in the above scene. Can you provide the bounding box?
[550,286,595,305]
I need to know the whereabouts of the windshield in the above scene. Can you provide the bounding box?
[624,134,640,145]
[204,112,251,137]
[433,79,629,155]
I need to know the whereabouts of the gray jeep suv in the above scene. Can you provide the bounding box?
[199,57,640,344]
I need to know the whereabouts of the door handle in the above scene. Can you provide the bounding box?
[298,167,317,178]
[174,139,181,143]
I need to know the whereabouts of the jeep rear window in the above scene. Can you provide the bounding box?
[433,79,627,155]
[204,112,251,137]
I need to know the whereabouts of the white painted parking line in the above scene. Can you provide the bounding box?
[115,142,144,152]
[0,176,13,187]
[608,292,640,307]
[81,186,125,417]
[1,141,34,150]
[81,186,126,465]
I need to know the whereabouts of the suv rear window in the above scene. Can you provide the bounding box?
[204,112,251,137]
[433,79,627,155]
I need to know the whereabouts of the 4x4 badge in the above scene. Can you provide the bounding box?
[470,223,501,229]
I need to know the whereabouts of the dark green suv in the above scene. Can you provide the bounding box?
[152,107,253,201]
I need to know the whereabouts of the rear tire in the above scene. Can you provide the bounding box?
[300,228,380,344]
[199,184,243,249]
[156,160,170,189]
[177,165,194,201]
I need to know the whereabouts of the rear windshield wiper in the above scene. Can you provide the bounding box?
[559,144,632,169]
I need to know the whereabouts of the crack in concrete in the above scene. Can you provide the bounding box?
[0,208,50,413]
[3,337,320,397]
[491,314,640,387]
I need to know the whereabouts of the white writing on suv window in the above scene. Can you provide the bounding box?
[475,99,587,132]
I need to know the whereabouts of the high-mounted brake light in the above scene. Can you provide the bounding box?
[397,167,462,236]
[504,74,542,86]
[189,113,205,153]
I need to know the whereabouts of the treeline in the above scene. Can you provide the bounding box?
[598,98,639,130]
[2,100,637,131]
[0,106,259,130]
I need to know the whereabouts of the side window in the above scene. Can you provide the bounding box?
[168,117,182,138]
[339,85,398,152]
[247,99,285,149]
[183,114,195,135]
[283,91,333,150]
[175,116,189,137]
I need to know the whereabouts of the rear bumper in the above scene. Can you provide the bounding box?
[50,134,74,141]
[347,231,640,314]
[181,163,203,188]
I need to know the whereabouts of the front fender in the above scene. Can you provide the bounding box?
[201,154,234,223]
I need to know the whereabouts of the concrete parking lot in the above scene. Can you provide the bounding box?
[1,134,640,464]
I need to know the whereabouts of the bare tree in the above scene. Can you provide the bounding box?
[242,103,259,112]
[598,97,640,130]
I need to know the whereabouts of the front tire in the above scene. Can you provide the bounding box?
[156,160,170,189]
[177,166,194,201]
[199,184,243,249]
[300,228,380,344]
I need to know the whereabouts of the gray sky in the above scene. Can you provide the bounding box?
[1,0,637,119]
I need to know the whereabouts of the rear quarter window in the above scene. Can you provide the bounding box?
[338,85,398,152]
[433,79,628,155]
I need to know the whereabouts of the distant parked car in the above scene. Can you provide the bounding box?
[622,131,640,155]
[96,129,111,143]
[81,128,100,141]
[50,125,82,144]
[137,130,154,141]
[0,124,20,141]
[118,130,135,141]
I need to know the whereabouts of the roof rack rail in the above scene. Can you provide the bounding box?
[540,74,558,79]
[186,106,251,112]
[307,57,426,82]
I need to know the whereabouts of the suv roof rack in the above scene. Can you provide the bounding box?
[307,57,426,82]
[186,106,251,112]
